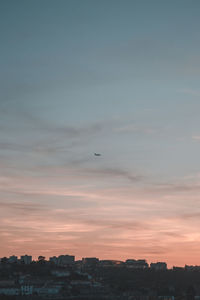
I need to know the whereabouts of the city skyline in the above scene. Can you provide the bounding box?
[1,0,200,268]
[0,253,168,270]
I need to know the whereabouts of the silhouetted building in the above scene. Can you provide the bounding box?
[150,262,167,271]
[49,256,58,265]
[185,265,200,271]
[173,266,184,271]
[8,256,18,264]
[20,255,32,265]
[49,254,74,266]
[99,260,124,267]
[125,259,148,269]
[82,257,99,267]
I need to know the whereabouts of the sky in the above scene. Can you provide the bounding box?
[1,0,200,267]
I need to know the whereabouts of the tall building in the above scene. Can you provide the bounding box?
[20,255,32,265]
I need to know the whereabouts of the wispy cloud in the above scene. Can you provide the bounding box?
[82,167,142,182]
[0,200,45,214]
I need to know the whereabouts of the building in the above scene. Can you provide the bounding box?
[49,254,75,266]
[150,262,167,271]
[173,266,184,271]
[8,255,18,264]
[99,260,124,267]
[34,284,61,296]
[58,254,75,266]
[21,285,33,296]
[49,256,58,265]
[185,265,200,271]
[20,255,32,265]
[125,259,149,269]
[82,257,99,267]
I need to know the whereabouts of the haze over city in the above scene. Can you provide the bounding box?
[1,0,200,268]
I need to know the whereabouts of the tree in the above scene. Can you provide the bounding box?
[38,256,46,264]
[1,257,8,264]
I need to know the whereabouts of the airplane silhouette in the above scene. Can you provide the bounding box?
[94,153,101,156]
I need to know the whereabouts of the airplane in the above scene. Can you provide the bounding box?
[94,153,101,156]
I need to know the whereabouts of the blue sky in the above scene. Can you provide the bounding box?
[1,0,200,266]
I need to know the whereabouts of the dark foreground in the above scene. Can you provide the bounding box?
[0,262,199,300]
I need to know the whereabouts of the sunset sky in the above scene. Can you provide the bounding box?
[1,0,200,267]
